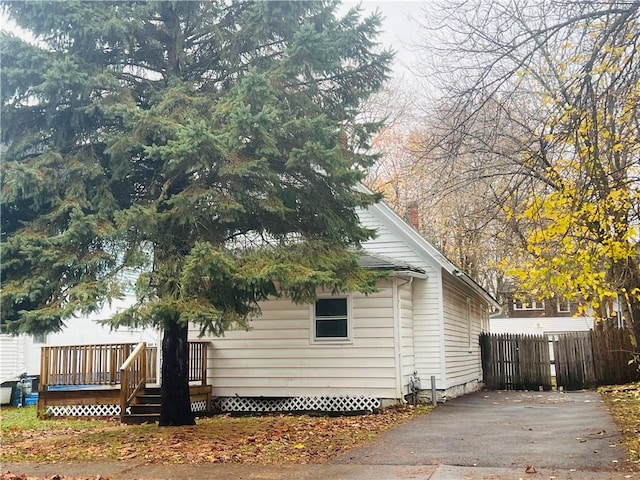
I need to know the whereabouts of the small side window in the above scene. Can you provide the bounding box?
[313,297,350,341]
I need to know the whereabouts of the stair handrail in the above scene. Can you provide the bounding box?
[120,342,146,422]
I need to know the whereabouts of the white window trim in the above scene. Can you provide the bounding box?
[480,305,489,333]
[310,295,353,344]
[513,299,545,311]
[557,300,571,313]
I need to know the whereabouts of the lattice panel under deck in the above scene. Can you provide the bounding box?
[191,400,208,412]
[213,395,381,413]
[45,404,124,417]
[46,402,206,418]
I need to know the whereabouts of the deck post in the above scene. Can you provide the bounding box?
[201,343,207,386]
[120,366,128,422]
[40,347,49,390]
[38,347,48,419]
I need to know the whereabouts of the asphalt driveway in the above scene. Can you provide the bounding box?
[333,390,628,472]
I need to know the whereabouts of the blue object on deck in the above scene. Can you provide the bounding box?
[48,384,100,391]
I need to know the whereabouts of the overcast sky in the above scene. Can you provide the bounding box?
[341,1,425,80]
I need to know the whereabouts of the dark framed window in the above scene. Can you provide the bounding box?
[557,299,571,313]
[314,298,349,340]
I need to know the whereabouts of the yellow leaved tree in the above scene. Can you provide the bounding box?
[416,0,640,342]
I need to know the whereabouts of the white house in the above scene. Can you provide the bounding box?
[5,195,499,413]
[196,197,500,412]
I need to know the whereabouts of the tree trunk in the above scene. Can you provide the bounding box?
[159,320,195,426]
[624,294,640,354]
[609,258,640,354]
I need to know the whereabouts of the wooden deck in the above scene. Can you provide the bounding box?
[37,342,211,422]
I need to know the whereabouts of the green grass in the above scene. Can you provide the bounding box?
[1,405,119,433]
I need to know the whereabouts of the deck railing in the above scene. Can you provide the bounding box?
[40,343,136,388]
[188,341,208,385]
[146,346,158,384]
[40,341,208,390]
[120,342,147,421]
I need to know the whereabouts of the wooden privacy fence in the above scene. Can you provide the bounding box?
[481,329,639,391]
[591,326,639,385]
[552,332,597,390]
[480,333,552,391]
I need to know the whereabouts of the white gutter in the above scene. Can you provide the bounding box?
[390,271,428,280]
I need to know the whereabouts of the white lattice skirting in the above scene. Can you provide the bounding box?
[45,404,124,417]
[212,395,381,413]
[45,401,207,417]
[191,399,208,412]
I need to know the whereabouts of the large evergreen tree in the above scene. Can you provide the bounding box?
[1,1,391,425]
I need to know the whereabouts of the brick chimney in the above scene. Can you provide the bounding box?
[406,203,420,230]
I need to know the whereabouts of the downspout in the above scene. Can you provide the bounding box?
[437,268,447,393]
[393,276,414,402]
[392,277,403,401]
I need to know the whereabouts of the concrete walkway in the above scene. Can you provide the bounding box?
[2,461,638,480]
[3,390,638,479]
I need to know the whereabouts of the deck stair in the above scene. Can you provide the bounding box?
[123,386,161,424]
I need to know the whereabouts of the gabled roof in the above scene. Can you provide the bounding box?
[358,184,501,310]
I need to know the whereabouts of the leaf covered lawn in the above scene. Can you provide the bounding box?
[1,405,430,466]
[600,382,640,469]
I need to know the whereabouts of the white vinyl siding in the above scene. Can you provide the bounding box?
[10,299,159,378]
[359,206,443,387]
[398,280,415,396]
[199,281,398,399]
[0,335,27,381]
[411,277,443,387]
[359,209,438,273]
[442,273,483,389]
